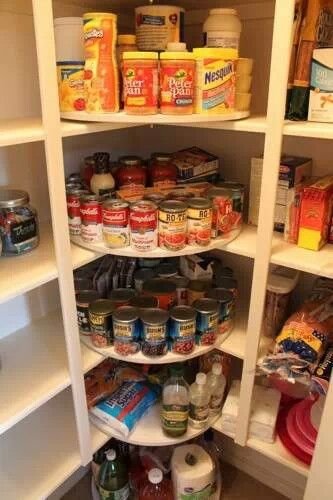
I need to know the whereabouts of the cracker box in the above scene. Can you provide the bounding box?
[308,48,333,123]
[298,176,333,251]
[172,147,219,180]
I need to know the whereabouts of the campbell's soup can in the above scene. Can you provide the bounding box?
[80,194,102,242]
[102,200,130,248]
[66,188,88,236]
[130,200,158,252]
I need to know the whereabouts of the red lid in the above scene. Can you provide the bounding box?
[277,405,312,465]
[286,403,315,455]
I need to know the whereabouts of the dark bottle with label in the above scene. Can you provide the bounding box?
[90,152,115,197]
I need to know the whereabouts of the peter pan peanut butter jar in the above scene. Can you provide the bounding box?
[123,51,158,114]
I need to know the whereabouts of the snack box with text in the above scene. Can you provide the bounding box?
[116,182,212,202]
[172,146,219,180]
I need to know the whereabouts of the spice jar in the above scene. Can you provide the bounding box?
[150,153,177,188]
[90,152,115,197]
[160,51,196,115]
[123,51,158,115]
[0,189,39,256]
[117,156,146,199]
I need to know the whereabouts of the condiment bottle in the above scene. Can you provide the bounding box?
[189,372,210,429]
[150,153,177,187]
[98,448,130,499]
[139,468,173,500]
[90,152,115,196]
[161,364,189,437]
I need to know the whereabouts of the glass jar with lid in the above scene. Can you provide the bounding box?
[117,155,146,199]
[150,153,177,188]
[0,189,39,256]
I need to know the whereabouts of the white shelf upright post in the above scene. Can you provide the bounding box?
[31,0,91,464]
[235,0,296,445]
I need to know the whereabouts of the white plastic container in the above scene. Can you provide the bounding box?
[189,373,210,428]
[206,363,226,416]
[203,8,242,51]
[54,17,84,62]
[262,266,299,338]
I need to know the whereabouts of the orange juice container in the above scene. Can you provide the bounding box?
[83,12,119,113]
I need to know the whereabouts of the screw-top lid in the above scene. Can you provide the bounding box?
[106,449,117,461]
[93,152,110,174]
[123,51,158,60]
[167,42,187,51]
[196,373,207,385]
[119,155,142,166]
[170,363,184,376]
[210,8,238,16]
[148,468,163,484]
[212,363,222,375]
[160,51,195,60]
[0,189,29,208]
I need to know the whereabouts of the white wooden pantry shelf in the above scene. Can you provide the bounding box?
[0,389,81,500]
[0,310,103,436]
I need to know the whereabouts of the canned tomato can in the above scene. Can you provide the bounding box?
[142,278,177,310]
[205,288,235,335]
[169,305,196,355]
[80,194,103,242]
[76,290,101,334]
[193,298,219,346]
[158,200,187,251]
[188,279,212,306]
[133,267,157,293]
[216,181,244,229]
[169,276,189,305]
[187,197,212,246]
[207,187,234,238]
[108,288,137,307]
[66,188,88,236]
[129,295,159,309]
[113,306,141,356]
[130,200,158,252]
[141,307,169,357]
[102,200,130,248]
[89,299,115,347]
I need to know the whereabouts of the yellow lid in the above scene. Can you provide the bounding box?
[83,12,117,20]
[117,34,136,45]
[123,51,158,60]
[193,47,238,60]
[160,51,195,60]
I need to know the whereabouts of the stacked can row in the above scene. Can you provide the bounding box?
[68,188,243,251]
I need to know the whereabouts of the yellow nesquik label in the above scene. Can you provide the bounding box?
[195,58,235,114]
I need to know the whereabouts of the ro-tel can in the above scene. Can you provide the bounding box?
[113,306,141,356]
[205,288,235,336]
[193,298,219,346]
[187,279,212,306]
[187,197,213,246]
[80,194,103,242]
[158,200,187,251]
[76,290,101,335]
[142,278,177,310]
[108,288,137,308]
[169,275,189,306]
[141,307,169,357]
[129,295,158,309]
[207,187,233,238]
[157,262,179,279]
[130,200,158,252]
[133,267,157,293]
[169,305,197,355]
[89,299,115,347]
[66,188,88,236]
[102,199,130,248]
[215,181,244,230]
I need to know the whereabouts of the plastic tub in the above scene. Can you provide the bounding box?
[236,58,254,75]
[236,74,252,93]
[235,92,252,111]
[54,17,84,62]
[203,8,242,51]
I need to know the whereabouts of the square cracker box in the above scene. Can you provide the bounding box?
[308,48,333,123]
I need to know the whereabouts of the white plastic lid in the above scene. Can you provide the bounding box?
[54,17,83,26]
[196,373,207,385]
[209,8,238,16]
[212,363,222,375]
[148,468,163,484]
[167,42,187,51]
[106,449,116,461]
[267,266,299,294]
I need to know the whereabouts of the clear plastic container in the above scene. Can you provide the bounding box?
[139,468,173,500]
[203,8,242,51]
[189,373,210,429]
[161,364,190,437]
[206,363,226,416]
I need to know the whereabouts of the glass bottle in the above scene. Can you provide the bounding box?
[98,448,130,500]
[189,372,210,429]
[90,152,115,196]
[161,364,189,437]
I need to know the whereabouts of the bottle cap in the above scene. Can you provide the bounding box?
[167,42,187,51]
[106,449,116,461]
[212,363,222,375]
[196,373,207,385]
[148,468,163,484]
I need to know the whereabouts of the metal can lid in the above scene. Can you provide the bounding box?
[159,200,187,213]
[216,276,238,290]
[119,155,142,166]
[141,307,169,325]
[170,305,196,321]
[65,183,84,191]
[129,295,158,308]
[143,278,176,295]
[76,290,101,305]
[169,276,189,288]
[67,173,82,182]
[108,288,137,302]
[157,263,179,278]
[113,306,139,322]
[0,189,29,208]
[193,297,219,314]
[134,267,156,281]
[102,199,129,210]
[151,152,173,162]
[80,193,101,203]
[206,288,234,303]
[167,191,195,201]
[89,299,115,315]
[215,181,245,192]
[66,188,88,196]
[131,200,157,211]
[188,280,211,292]
[207,187,232,199]
[143,193,166,204]
[187,197,212,209]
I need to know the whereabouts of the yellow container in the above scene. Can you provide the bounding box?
[193,47,237,114]
[57,62,85,112]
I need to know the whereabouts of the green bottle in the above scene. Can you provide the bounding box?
[161,364,190,438]
[98,448,130,500]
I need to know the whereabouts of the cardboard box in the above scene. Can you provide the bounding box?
[308,48,333,123]
[116,182,212,202]
[172,146,219,180]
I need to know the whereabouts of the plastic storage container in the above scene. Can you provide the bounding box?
[189,372,210,428]
[262,266,299,338]
[203,9,242,50]
[54,17,84,62]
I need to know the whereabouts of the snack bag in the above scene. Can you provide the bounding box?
[85,358,119,408]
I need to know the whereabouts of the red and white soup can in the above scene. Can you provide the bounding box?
[130,200,158,252]
[80,194,102,242]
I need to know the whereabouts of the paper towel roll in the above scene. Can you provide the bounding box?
[171,444,214,500]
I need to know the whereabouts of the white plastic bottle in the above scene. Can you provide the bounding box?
[189,373,210,429]
[203,9,242,51]
[207,363,226,416]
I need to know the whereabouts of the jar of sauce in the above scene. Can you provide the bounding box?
[90,152,115,197]
[150,153,177,188]
[117,156,146,199]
